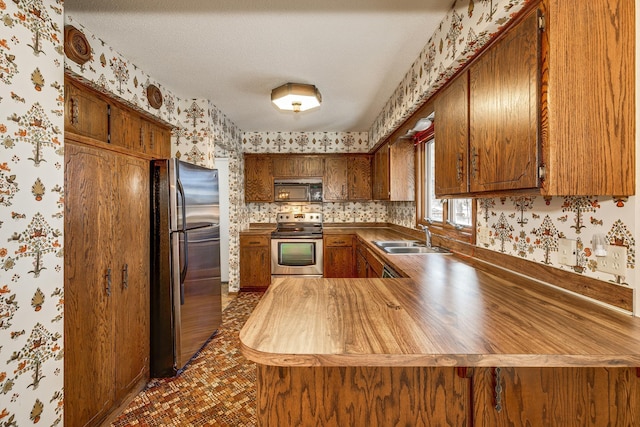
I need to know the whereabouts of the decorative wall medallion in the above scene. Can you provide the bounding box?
[64,25,91,65]
[147,84,163,109]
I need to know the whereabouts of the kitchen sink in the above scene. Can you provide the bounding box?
[372,241,451,255]
[372,240,426,248]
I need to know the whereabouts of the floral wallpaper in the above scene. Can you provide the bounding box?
[64,16,247,294]
[243,131,369,154]
[477,197,636,289]
[0,0,65,425]
[369,0,530,149]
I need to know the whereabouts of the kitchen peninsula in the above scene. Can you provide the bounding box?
[240,230,640,426]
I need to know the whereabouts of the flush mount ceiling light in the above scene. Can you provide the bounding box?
[271,83,322,113]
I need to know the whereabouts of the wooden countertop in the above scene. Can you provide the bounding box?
[240,227,640,368]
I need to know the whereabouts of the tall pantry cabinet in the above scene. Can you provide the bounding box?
[64,77,170,426]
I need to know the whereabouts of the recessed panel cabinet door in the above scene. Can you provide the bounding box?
[244,155,274,202]
[64,142,116,426]
[435,72,469,196]
[469,9,540,193]
[349,156,372,201]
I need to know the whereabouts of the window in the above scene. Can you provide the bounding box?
[416,133,475,244]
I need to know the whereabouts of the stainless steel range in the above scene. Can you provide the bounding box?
[271,212,323,277]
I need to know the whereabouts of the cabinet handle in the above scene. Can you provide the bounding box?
[494,367,503,413]
[342,184,346,197]
[140,126,145,150]
[122,263,129,289]
[70,96,79,125]
[105,268,112,296]
[470,146,479,180]
[456,153,464,184]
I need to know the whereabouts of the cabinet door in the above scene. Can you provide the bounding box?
[245,156,274,202]
[435,72,469,196]
[389,141,415,201]
[240,235,271,289]
[64,142,116,426]
[272,156,297,177]
[64,79,109,142]
[143,119,171,158]
[324,157,349,201]
[324,235,354,278]
[349,156,372,201]
[298,156,324,177]
[272,155,324,177]
[113,155,150,399]
[110,104,143,152]
[355,246,368,278]
[469,10,540,193]
[473,367,640,426]
[373,144,390,200]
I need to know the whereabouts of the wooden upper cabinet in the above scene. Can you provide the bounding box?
[244,154,274,202]
[349,155,372,200]
[66,77,171,159]
[110,104,143,152]
[542,0,634,195]
[142,119,172,159]
[324,157,349,201]
[469,8,540,193]
[65,78,109,142]
[373,144,390,200]
[272,155,324,178]
[373,141,412,201]
[434,72,469,196]
[324,155,372,201]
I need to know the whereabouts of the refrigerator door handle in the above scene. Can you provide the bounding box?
[177,177,189,305]
[180,230,188,305]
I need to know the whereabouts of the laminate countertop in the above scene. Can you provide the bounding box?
[239,227,640,368]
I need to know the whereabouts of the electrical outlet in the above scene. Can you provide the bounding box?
[558,238,577,266]
[596,245,627,276]
[477,226,491,245]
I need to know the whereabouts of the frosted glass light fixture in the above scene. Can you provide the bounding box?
[271,83,322,113]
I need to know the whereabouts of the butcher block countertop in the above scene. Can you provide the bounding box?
[239,227,640,368]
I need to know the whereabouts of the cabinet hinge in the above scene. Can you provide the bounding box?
[538,14,546,31]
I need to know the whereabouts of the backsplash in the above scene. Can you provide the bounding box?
[247,202,387,224]
[477,196,636,289]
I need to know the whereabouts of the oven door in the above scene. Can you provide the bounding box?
[271,238,323,277]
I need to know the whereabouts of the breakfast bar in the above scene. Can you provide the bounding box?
[240,254,640,425]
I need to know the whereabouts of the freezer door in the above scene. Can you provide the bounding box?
[174,160,219,230]
[172,225,222,371]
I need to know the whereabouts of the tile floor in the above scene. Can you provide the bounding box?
[111,290,262,426]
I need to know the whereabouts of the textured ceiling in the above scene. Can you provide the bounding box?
[65,0,453,133]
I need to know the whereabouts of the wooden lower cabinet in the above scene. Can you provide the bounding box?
[255,365,639,427]
[354,238,383,278]
[323,235,355,278]
[256,366,470,426]
[473,367,640,426]
[239,234,271,290]
[64,141,150,426]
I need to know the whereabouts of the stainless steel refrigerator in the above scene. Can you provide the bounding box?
[150,159,221,377]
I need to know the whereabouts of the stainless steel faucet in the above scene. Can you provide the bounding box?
[419,224,432,248]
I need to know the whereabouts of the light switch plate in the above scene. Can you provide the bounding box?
[558,238,577,266]
[477,226,491,245]
[596,245,627,276]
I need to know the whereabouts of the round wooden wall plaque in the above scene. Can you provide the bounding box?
[147,84,163,109]
[64,25,92,65]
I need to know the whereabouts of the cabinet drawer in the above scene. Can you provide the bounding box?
[240,234,270,247]
[325,235,353,247]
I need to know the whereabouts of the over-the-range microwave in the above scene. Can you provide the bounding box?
[274,179,323,202]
